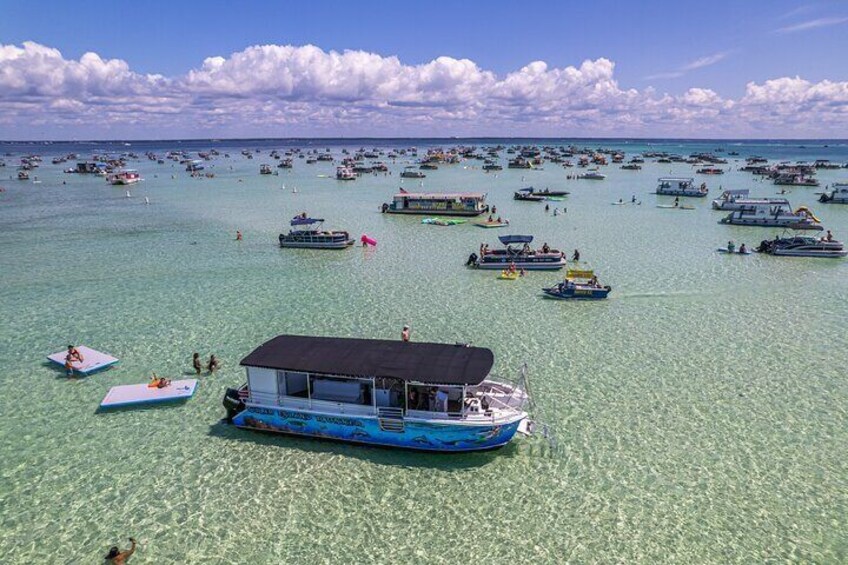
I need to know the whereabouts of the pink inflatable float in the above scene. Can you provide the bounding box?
[360,234,377,246]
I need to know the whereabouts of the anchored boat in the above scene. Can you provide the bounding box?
[711,189,789,211]
[468,235,566,270]
[513,187,569,201]
[719,204,822,230]
[279,215,354,249]
[655,177,708,197]
[819,183,848,204]
[382,189,487,216]
[756,235,846,258]
[223,335,533,452]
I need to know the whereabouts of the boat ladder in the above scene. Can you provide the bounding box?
[377,407,405,433]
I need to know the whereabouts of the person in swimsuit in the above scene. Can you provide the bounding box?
[207,355,220,373]
[105,538,137,564]
[67,345,84,363]
[192,353,202,375]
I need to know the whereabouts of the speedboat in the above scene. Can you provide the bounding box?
[279,215,354,249]
[260,164,273,175]
[719,204,822,230]
[577,171,606,180]
[819,183,848,204]
[223,335,536,452]
[656,177,708,197]
[756,235,846,258]
[468,235,566,270]
[542,269,611,300]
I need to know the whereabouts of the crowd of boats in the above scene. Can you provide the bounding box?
[15,141,847,455]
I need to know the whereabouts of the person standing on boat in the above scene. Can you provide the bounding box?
[402,325,410,342]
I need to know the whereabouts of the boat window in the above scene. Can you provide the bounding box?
[282,371,308,398]
[310,376,372,405]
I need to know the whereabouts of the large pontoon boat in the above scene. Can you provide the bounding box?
[711,189,789,211]
[400,166,426,179]
[278,215,354,249]
[719,204,822,230]
[513,187,569,201]
[107,169,140,185]
[382,190,487,216]
[468,235,566,270]
[656,177,708,197]
[756,235,846,258]
[819,183,848,204]
[222,335,533,452]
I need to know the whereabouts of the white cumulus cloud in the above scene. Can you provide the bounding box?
[1,41,848,138]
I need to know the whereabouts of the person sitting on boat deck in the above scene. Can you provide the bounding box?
[522,243,531,254]
[207,354,220,373]
[401,325,410,342]
[67,345,84,363]
[408,388,419,410]
[823,230,834,242]
[496,216,503,224]
[572,249,580,261]
[589,275,599,287]
[542,242,550,254]
[192,352,202,375]
[727,241,735,253]
[105,538,137,564]
[739,243,748,254]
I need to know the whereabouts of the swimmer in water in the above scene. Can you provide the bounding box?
[105,538,137,564]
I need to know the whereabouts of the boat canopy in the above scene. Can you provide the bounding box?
[658,177,693,183]
[498,234,534,245]
[240,335,494,386]
[394,192,486,200]
[291,217,323,226]
[718,189,749,197]
[516,187,534,193]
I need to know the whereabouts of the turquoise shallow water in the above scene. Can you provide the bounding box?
[1,140,846,563]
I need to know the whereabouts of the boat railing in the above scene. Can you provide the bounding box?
[247,390,376,416]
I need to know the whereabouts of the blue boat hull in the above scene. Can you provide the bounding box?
[542,286,611,300]
[232,406,522,452]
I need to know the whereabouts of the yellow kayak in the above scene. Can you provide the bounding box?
[498,271,520,280]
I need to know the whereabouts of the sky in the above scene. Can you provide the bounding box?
[0,0,847,139]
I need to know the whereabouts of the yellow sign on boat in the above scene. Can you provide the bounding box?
[566,269,594,279]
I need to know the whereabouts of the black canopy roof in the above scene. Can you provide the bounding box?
[240,335,494,385]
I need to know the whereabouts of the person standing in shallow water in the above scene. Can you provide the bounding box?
[192,352,202,375]
[105,538,136,564]
[401,325,410,342]
[207,354,220,373]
